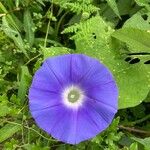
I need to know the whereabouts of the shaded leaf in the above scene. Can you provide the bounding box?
[0,2,20,31]
[24,8,35,47]
[18,66,31,102]
[2,16,29,58]
[106,0,120,18]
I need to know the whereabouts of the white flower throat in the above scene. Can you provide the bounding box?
[62,85,85,109]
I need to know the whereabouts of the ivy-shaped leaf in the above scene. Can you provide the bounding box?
[70,16,150,109]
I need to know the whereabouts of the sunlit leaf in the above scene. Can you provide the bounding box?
[0,123,21,143]
[112,28,150,53]
[73,16,149,109]
[42,46,71,59]
[132,137,150,150]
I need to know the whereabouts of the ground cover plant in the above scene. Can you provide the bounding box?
[0,0,150,149]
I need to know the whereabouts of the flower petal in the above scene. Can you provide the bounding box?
[71,54,100,83]
[29,87,62,111]
[31,63,62,92]
[45,55,72,85]
[29,54,118,145]
[30,105,66,135]
[74,99,116,144]
[86,82,118,109]
[50,110,77,144]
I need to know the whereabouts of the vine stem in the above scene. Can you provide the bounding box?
[44,19,51,47]
[6,121,56,142]
[54,11,68,40]
[118,125,150,135]
[122,114,150,126]
[44,2,53,48]
[130,114,150,126]
[25,53,41,65]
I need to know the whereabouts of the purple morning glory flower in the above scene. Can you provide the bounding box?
[29,54,118,144]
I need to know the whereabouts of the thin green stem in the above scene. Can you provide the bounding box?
[54,11,68,40]
[44,19,51,47]
[118,125,150,135]
[122,114,150,126]
[44,3,53,47]
[25,53,41,65]
[130,114,150,126]
[6,121,56,142]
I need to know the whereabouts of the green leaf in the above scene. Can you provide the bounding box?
[0,2,20,31]
[131,137,150,150]
[0,105,10,117]
[18,66,31,102]
[106,0,120,18]
[129,142,138,150]
[112,28,150,53]
[36,0,45,6]
[42,46,71,59]
[73,16,149,109]
[0,94,10,117]
[144,91,150,102]
[123,13,150,31]
[24,8,35,47]
[2,16,29,58]
[135,0,150,8]
[0,124,21,143]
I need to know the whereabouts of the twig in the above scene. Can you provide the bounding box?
[118,125,150,135]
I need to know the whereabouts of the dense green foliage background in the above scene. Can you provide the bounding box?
[0,0,150,149]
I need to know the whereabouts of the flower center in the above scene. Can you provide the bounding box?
[68,89,80,103]
[62,85,85,109]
